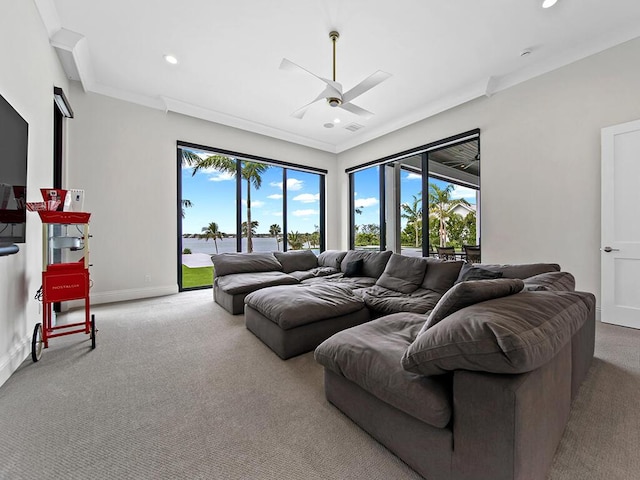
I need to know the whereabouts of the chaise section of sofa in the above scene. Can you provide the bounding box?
[211,252,299,314]
[315,284,596,480]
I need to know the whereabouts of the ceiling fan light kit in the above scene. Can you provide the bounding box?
[281,30,391,121]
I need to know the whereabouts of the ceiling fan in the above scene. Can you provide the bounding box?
[280,31,391,120]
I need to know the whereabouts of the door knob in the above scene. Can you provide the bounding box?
[602,246,620,252]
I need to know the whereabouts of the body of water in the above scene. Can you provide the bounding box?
[181,237,318,255]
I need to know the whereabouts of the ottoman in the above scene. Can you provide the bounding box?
[244,283,370,359]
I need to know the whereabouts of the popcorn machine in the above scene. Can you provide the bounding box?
[31,210,95,361]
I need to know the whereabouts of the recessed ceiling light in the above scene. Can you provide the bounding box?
[542,0,558,8]
[323,123,334,128]
[334,118,341,124]
[164,54,178,65]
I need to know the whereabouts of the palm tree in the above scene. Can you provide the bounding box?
[401,194,422,247]
[181,199,193,219]
[184,153,268,253]
[242,221,259,238]
[269,224,282,251]
[428,184,466,247]
[287,231,304,250]
[201,222,223,254]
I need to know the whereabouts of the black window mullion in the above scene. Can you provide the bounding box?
[319,174,326,253]
[236,159,242,252]
[282,169,288,252]
[349,174,355,249]
[177,148,184,290]
[379,166,386,251]
[421,152,429,257]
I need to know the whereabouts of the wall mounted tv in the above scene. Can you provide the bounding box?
[0,93,28,247]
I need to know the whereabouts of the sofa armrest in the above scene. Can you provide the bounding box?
[452,343,572,480]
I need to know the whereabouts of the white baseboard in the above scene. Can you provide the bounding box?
[66,285,179,308]
[0,337,30,388]
[596,306,602,322]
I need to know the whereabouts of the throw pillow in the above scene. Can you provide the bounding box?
[420,278,525,332]
[420,258,464,294]
[401,290,595,377]
[344,259,364,277]
[523,271,575,291]
[376,253,428,294]
[455,263,503,284]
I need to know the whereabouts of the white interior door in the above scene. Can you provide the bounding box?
[601,119,640,329]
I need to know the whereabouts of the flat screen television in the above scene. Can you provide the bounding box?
[0,93,28,247]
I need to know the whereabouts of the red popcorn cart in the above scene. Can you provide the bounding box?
[32,210,95,361]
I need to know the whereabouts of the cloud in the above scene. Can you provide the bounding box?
[207,170,235,182]
[241,199,265,207]
[267,194,283,200]
[450,185,477,201]
[404,172,422,180]
[292,209,318,217]
[292,193,320,203]
[354,197,379,208]
[270,178,304,191]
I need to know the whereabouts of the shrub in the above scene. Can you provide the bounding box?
[183,248,192,254]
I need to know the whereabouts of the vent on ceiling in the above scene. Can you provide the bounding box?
[344,123,364,132]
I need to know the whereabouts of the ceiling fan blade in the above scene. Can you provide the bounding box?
[342,70,391,104]
[339,102,374,119]
[290,86,337,119]
[280,58,342,93]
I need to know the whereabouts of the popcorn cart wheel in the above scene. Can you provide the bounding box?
[32,211,95,362]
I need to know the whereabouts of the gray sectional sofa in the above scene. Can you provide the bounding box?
[211,249,595,480]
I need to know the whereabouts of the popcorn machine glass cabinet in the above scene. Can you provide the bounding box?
[42,220,90,270]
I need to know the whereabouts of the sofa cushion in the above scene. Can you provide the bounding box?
[344,259,364,277]
[402,290,595,377]
[215,271,298,295]
[288,266,339,282]
[341,250,393,279]
[317,250,348,269]
[273,250,318,273]
[245,283,365,330]
[315,313,453,429]
[211,252,282,276]
[473,263,561,279]
[420,259,464,294]
[360,286,441,316]
[523,271,575,291]
[421,278,525,332]
[455,263,503,283]
[376,253,428,294]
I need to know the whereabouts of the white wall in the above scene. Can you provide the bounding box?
[65,85,338,304]
[338,37,640,302]
[0,0,69,384]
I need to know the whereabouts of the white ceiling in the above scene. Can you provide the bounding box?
[35,0,640,153]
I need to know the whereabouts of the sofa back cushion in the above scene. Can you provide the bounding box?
[274,250,318,273]
[211,252,282,277]
[317,250,348,269]
[523,271,575,291]
[420,259,464,294]
[472,263,560,279]
[340,250,393,279]
[375,253,428,294]
[420,278,524,332]
[402,290,595,376]
[455,263,504,283]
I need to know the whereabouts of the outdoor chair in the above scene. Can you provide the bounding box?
[436,246,457,260]
[463,245,481,264]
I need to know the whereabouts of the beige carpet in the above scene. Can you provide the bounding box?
[0,290,638,479]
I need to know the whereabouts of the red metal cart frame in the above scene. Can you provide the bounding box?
[32,211,95,361]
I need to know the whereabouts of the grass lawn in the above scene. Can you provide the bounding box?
[182,264,213,288]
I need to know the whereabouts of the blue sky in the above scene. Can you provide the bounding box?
[353,166,477,228]
[181,154,321,235]
[182,152,477,235]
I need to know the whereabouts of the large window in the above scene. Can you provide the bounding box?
[347,130,480,260]
[178,143,326,290]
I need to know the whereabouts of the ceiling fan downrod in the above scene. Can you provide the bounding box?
[328,31,342,107]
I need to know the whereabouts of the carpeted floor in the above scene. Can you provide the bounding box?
[0,290,638,479]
